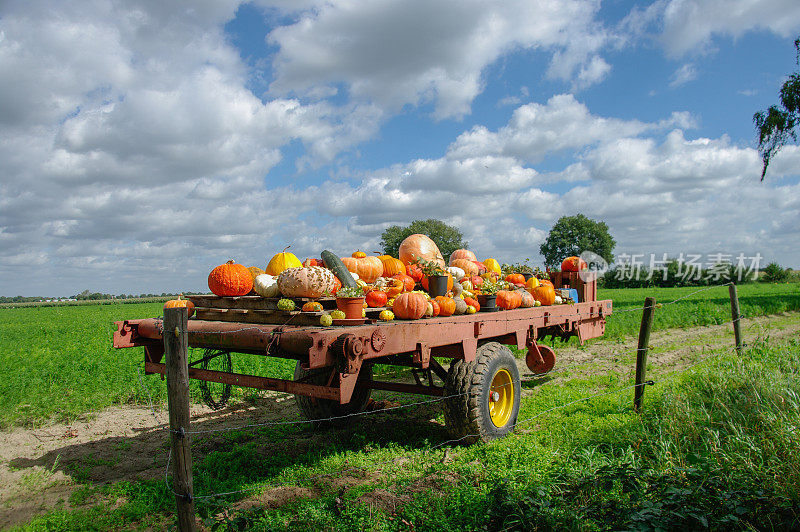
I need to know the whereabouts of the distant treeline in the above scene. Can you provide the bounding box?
[598,260,797,289]
[0,291,206,305]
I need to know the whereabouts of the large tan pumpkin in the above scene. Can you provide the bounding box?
[449,249,477,265]
[341,255,383,283]
[398,234,446,268]
[450,258,479,276]
[276,267,335,298]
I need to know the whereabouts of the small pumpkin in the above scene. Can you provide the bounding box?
[164,295,195,318]
[561,256,587,272]
[392,273,415,292]
[446,266,465,281]
[330,309,346,320]
[450,258,478,276]
[463,296,480,312]
[379,309,395,321]
[434,296,456,317]
[428,299,440,317]
[302,301,323,312]
[505,273,526,286]
[453,297,468,315]
[208,260,253,297]
[341,255,383,283]
[266,246,302,276]
[472,261,487,275]
[531,284,556,306]
[365,290,388,308]
[320,313,333,326]
[303,258,323,267]
[496,290,522,310]
[277,298,296,311]
[449,249,477,265]
[247,266,265,284]
[520,290,535,308]
[483,258,502,275]
[392,292,428,320]
[406,263,424,283]
[253,274,280,298]
[526,277,540,291]
[352,250,367,258]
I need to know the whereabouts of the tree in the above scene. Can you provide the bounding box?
[760,261,789,283]
[754,37,800,181]
[380,219,467,260]
[539,214,615,268]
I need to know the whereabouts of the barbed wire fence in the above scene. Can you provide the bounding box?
[131,282,774,526]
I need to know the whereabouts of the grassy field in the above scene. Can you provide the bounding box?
[0,283,798,429]
[0,283,798,529]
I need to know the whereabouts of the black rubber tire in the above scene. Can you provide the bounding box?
[198,350,232,410]
[443,342,521,444]
[293,362,373,425]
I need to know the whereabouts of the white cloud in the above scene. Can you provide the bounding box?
[268,0,612,119]
[622,0,800,57]
[669,63,697,87]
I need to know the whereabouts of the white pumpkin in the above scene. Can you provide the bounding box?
[253,274,280,298]
[447,266,465,281]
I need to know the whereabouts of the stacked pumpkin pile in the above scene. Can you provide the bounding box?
[201,234,580,325]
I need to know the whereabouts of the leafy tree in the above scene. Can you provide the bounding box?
[754,37,800,180]
[380,219,467,260]
[539,214,615,268]
[761,262,789,283]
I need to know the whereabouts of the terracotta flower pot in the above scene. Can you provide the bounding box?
[336,297,365,319]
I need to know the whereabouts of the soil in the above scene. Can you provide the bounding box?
[1,312,797,528]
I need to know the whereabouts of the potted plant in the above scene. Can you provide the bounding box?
[477,279,499,311]
[416,257,449,297]
[335,285,365,319]
[502,259,535,281]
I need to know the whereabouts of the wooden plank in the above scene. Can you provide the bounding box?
[187,295,337,311]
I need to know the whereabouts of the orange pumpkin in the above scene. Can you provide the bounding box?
[365,290,388,308]
[208,260,253,296]
[505,273,526,285]
[539,279,554,289]
[561,256,587,272]
[385,278,405,298]
[496,290,522,310]
[331,276,342,295]
[398,234,446,268]
[352,250,367,258]
[450,258,479,276]
[406,263,424,283]
[463,296,480,312]
[434,296,456,317]
[301,301,324,312]
[393,292,428,320]
[302,258,323,267]
[531,284,556,306]
[377,254,406,277]
[472,261,487,275]
[341,255,383,283]
[449,249,477,265]
[164,295,195,318]
[392,273,415,292]
[429,299,441,317]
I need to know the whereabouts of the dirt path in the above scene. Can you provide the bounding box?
[2,312,798,528]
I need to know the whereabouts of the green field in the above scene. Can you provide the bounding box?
[1,283,798,429]
[1,283,799,530]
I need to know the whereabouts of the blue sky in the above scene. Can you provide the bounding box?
[1,0,799,296]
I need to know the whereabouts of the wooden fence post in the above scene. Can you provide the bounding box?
[634,297,656,412]
[163,307,196,532]
[728,283,743,355]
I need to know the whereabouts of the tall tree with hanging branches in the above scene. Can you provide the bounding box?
[754,37,800,181]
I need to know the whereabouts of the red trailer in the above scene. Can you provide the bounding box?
[114,272,611,442]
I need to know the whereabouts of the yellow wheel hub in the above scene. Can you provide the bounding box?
[488,368,514,427]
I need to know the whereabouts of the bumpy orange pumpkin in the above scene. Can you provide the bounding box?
[392,292,428,320]
[449,249,477,265]
[208,260,253,296]
[164,295,195,318]
[341,255,383,283]
[450,258,479,276]
[496,290,522,310]
[561,256,587,272]
[434,296,456,317]
[398,234,446,268]
[531,284,556,306]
